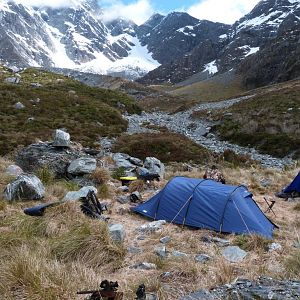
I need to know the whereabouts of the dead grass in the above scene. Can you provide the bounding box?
[90,167,110,185]
[0,160,300,299]
[128,180,145,193]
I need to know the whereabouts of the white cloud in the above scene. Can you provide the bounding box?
[187,0,260,24]
[99,0,154,25]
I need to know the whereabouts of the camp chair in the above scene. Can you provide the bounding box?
[263,197,276,216]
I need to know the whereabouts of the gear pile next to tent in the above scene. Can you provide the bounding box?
[133,177,277,239]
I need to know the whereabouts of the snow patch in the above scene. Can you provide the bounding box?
[203,60,218,75]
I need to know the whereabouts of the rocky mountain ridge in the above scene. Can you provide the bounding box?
[138,0,300,86]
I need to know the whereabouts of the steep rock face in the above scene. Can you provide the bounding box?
[138,0,300,85]
[238,24,300,88]
[137,12,229,65]
[0,3,56,67]
[0,0,159,79]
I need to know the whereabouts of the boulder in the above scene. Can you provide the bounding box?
[5,77,20,84]
[109,224,125,243]
[130,191,141,203]
[67,157,97,175]
[128,156,143,166]
[222,246,247,262]
[195,254,211,263]
[116,195,129,204]
[5,165,23,177]
[16,142,82,178]
[4,174,45,201]
[144,157,165,177]
[268,242,282,252]
[112,153,135,170]
[52,129,70,147]
[14,102,25,109]
[128,246,142,254]
[63,186,97,201]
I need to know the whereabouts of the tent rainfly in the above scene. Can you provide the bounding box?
[133,177,277,238]
[283,171,300,194]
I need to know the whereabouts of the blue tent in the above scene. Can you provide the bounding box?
[283,172,300,193]
[133,177,277,238]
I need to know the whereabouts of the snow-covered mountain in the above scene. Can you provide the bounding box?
[0,0,159,79]
[0,0,299,84]
[138,0,300,85]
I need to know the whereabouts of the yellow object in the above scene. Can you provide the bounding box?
[120,177,137,181]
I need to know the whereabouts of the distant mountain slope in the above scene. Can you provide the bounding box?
[138,0,300,86]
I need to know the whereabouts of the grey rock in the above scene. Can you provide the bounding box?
[67,157,97,175]
[144,157,165,177]
[160,236,171,244]
[136,235,146,240]
[202,236,230,246]
[4,174,45,201]
[195,254,211,263]
[5,165,23,177]
[128,246,141,254]
[222,246,247,262]
[180,290,215,300]
[268,242,282,252]
[52,129,70,147]
[128,156,143,166]
[136,167,150,176]
[30,82,43,87]
[146,294,157,300]
[172,250,189,258]
[16,142,83,178]
[14,102,25,109]
[117,195,129,204]
[138,220,167,233]
[155,245,167,258]
[129,262,157,270]
[293,241,300,248]
[5,77,20,84]
[63,186,97,201]
[118,186,129,192]
[112,153,135,170]
[260,178,271,187]
[130,191,141,202]
[109,224,125,243]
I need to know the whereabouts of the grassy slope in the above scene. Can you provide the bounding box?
[205,80,300,159]
[0,66,141,155]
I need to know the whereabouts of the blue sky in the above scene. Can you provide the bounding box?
[99,0,261,24]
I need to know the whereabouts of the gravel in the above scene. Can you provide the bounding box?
[126,96,293,169]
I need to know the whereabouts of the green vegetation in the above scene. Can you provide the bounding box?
[113,132,215,163]
[0,67,141,155]
[204,80,300,159]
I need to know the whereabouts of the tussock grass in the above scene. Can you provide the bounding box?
[128,179,145,193]
[90,167,110,185]
[284,250,300,278]
[36,166,55,185]
[234,234,270,252]
[293,203,300,211]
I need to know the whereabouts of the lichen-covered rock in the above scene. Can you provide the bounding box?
[222,246,247,262]
[5,165,23,177]
[63,186,97,201]
[144,157,165,177]
[109,224,125,243]
[67,157,97,175]
[4,174,45,201]
[52,129,70,147]
[16,142,82,178]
